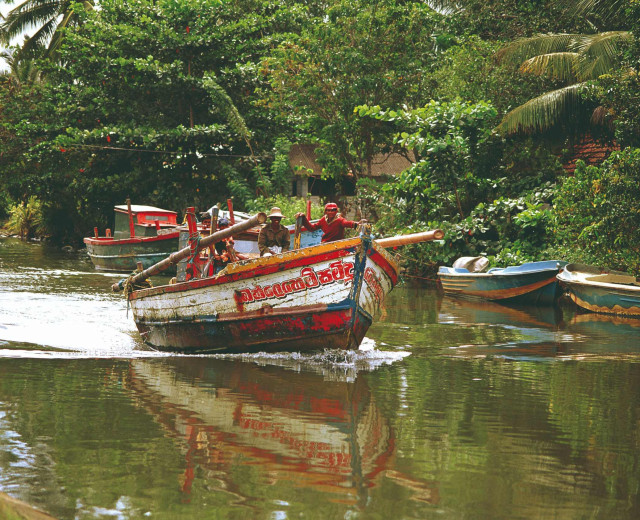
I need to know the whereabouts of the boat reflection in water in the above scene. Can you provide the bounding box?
[438,297,564,359]
[128,357,438,507]
[563,311,640,357]
[438,296,640,360]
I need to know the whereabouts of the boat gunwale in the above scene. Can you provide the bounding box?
[558,276,640,294]
[439,267,563,278]
[84,231,181,246]
[129,237,399,301]
[558,267,640,293]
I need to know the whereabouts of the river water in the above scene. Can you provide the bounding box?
[1,237,639,520]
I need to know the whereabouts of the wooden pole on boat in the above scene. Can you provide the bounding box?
[375,229,444,248]
[210,206,219,236]
[306,200,311,220]
[294,215,303,250]
[227,198,235,225]
[126,198,135,238]
[111,212,267,291]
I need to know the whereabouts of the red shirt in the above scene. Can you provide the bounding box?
[303,214,358,242]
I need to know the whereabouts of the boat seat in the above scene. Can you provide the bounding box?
[452,256,489,273]
[585,273,640,286]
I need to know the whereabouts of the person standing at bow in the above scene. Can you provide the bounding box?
[258,207,291,256]
[295,203,366,243]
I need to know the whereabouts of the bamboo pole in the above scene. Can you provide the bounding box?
[294,215,303,250]
[127,198,135,238]
[375,229,444,249]
[112,212,267,292]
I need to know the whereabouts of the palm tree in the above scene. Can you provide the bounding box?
[495,29,632,134]
[422,0,632,135]
[494,0,632,134]
[0,0,93,60]
[1,45,41,85]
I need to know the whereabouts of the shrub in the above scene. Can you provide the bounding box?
[245,195,324,226]
[3,196,46,240]
[550,148,640,275]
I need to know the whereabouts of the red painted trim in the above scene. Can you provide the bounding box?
[368,247,399,285]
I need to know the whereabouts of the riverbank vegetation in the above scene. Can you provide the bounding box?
[1,0,638,275]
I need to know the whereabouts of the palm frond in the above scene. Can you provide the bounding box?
[44,9,74,58]
[495,34,582,65]
[18,19,57,57]
[574,0,628,21]
[0,1,63,40]
[574,31,631,80]
[423,1,463,15]
[520,52,579,82]
[202,74,252,141]
[497,84,584,135]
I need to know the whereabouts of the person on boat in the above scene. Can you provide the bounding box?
[295,202,366,243]
[258,207,291,256]
[209,217,248,273]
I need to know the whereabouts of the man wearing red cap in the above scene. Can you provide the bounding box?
[295,203,366,243]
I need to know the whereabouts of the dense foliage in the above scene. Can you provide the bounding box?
[0,0,639,277]
[551,148,640,273]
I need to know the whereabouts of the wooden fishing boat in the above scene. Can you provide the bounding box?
[114,209,443,353]
[557,263,640,317]
[84,201,182,272]
[438,260,568,305]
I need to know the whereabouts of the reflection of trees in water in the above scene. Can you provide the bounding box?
[376,284,441,324]
[367,353,640,516]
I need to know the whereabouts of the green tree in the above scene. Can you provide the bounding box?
[0,0,316,243]
[425,0,591,39]
[261,0,444,189]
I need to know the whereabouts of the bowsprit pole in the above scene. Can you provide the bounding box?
[374,229,444,248]
[112,211,267,292]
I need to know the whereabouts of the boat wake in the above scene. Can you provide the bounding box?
[214,338,411,381]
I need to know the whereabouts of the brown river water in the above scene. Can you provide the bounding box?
[1,237,639,519]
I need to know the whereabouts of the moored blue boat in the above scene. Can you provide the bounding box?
[438,260,568,305]
[557,263,640,317]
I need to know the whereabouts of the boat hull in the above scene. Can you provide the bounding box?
[128,237,399,352]
[438,261,567,305]
[84,233,180,272]
[557,264,640,317]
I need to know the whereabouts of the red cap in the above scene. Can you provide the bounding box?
[324,203,338,211]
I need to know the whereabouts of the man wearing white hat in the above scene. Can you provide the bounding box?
[258,207,291,256]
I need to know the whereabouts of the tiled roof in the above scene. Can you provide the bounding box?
[289,144,416,177]
[563,136,619,174]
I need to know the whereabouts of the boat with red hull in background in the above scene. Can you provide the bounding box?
[84,200,182,272]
